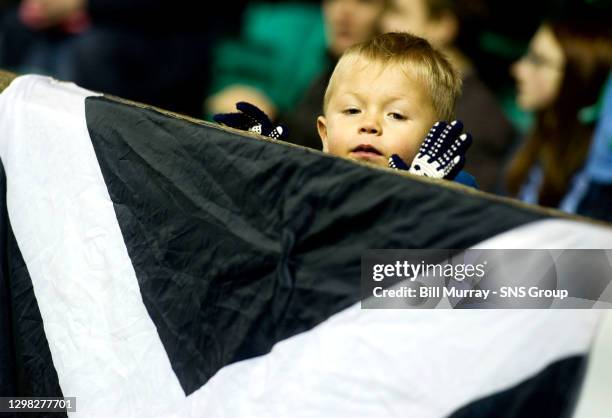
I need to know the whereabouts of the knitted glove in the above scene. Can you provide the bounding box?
[388,120,472,180]
[213,102,288,140]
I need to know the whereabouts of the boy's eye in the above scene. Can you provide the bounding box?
[343,108,361,115]
[389,112,406,120]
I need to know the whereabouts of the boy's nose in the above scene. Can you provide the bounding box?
[359,120,381,135]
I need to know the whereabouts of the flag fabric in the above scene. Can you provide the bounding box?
[0,75,611,417]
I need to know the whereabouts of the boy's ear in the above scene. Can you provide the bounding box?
[317,116,329,152]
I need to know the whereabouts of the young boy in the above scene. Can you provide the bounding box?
[316,31,461,170]
[215,32,474,185]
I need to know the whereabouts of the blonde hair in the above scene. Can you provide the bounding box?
[323,32,461,121]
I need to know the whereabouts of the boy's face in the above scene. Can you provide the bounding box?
[317,59,438,168]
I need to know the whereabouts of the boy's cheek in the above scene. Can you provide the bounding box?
[323,139,350,159]
[323,139,339,155]
[404,147,420,163]
[394,124,433,163]
[395,141,421,165]
[318,124,346,156]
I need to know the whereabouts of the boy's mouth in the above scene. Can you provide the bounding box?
[350,144,384,159]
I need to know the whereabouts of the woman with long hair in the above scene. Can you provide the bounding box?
[506,20,612,209]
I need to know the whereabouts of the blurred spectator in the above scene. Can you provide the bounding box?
[505,19,612,209]
[574,73,612,222]
[281,0,387,150]
[205,1,328,122]
[0,0,245,117]
[18,0,89,32]
[323,0,387,58]
[381,0,517,193]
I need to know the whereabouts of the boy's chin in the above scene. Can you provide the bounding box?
[347,153,387,167]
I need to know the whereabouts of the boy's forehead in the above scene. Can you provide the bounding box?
[332,58,424,100]
[337,56,388,78]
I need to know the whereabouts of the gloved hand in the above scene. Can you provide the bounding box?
[388,120,472,180]
[213,102,288,140]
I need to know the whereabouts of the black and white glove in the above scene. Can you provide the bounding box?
[388,120,472,180]
[213,101,288,140]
